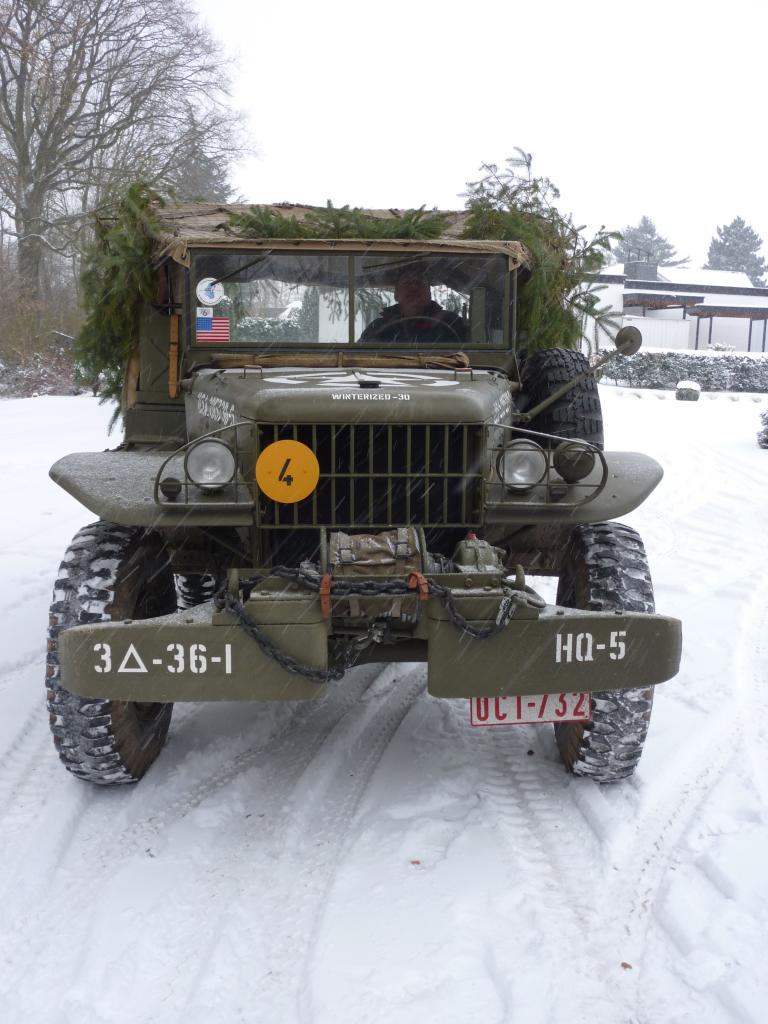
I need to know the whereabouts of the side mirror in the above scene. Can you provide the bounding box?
[614,325,642,356]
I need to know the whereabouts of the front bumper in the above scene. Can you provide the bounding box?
[58,577,682,702]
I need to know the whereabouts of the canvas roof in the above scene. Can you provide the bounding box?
[149,202,530,269]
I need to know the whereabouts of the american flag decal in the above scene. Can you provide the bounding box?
[196,315,230,344]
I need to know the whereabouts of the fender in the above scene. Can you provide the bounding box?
[484,451,664,525]
[49,451,254,527]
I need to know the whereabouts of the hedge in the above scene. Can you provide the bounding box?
[602,350,768,392]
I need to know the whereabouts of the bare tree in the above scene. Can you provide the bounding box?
[0,0,244,295]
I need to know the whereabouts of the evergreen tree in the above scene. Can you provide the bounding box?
[296,287,319,339]
[167,114,235,202]
[613,216,686,266]
[705,217,766,286]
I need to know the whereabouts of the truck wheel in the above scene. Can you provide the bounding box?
[176,573,218,609]
[46,522,177,785]
[520,348,603,448]
[554,523,655,782]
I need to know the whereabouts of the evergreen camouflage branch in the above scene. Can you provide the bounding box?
[75,183,164,408]
[230,203,448,240]
[76,151,623,405]
[461,153,619,350]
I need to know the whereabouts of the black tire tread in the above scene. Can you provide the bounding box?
[554,522,655,782]
[47,521,176,786]
[175,573,219,610]
[520,348,604,448]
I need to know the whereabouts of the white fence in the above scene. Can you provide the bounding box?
[622,315,691,350]
[587,314,768,354]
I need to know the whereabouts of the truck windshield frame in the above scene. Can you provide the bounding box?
[187,248,515,351]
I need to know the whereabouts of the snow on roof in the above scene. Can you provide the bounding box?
[623,289,703,299]
[602,263,754,289]
[657,267,753,289]
[697,293,768,308]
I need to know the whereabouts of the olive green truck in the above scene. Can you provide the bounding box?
[47,203,681,785]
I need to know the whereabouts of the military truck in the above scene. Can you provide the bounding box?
[47,202,681,786]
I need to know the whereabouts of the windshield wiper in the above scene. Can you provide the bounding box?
[212,255,267,285]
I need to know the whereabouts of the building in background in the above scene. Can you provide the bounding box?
[592,261,768,352]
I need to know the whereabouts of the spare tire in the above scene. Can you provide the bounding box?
[520,348,603,448]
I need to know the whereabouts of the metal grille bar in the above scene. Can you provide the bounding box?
[255,423,483,529]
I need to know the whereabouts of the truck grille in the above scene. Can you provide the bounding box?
[255,423,484,528]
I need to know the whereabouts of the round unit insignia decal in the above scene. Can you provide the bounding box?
[195,277,225,306]
[255,440,320,504]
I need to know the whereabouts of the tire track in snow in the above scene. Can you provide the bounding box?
[588,390,768,1020]
[600,475,768,1023]
[173,665,426,1024]
[0,694,215,867]
[740,600,768,795]
[482,723,599,899]
[0,647,46,686]
[0,579,55,619]
[635,438,761,571]
[0,701,55,835]
[443,710,620,1019]
[0,670,217,851]
[0,662,392,1001]
[102,661,389,846]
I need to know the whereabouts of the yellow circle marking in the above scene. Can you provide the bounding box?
[255,439,320,504]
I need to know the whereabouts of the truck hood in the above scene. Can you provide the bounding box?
[187,367,510,427]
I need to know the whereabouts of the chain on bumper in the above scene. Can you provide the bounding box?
[215,568,546,684]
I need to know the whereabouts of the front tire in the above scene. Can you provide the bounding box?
[554,523,655,782]
[47,522,177,785]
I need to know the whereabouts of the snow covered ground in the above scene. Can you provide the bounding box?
[1,387,767,1024]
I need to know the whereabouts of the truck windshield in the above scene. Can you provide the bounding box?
[190,250,509,347]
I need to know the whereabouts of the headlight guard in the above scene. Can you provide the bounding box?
[184,438,237,492]
[496,439,548,493]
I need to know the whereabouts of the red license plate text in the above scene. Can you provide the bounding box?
[470,693,592,727]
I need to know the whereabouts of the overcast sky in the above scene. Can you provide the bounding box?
[193,0,767,268]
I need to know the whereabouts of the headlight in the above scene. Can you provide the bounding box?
[497,439,548,493]
[552,440,596,483]
[185,439,236,491]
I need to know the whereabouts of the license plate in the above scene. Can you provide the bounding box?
[470,693,592,727]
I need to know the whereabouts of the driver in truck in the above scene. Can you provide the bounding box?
[359,267,468,344]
